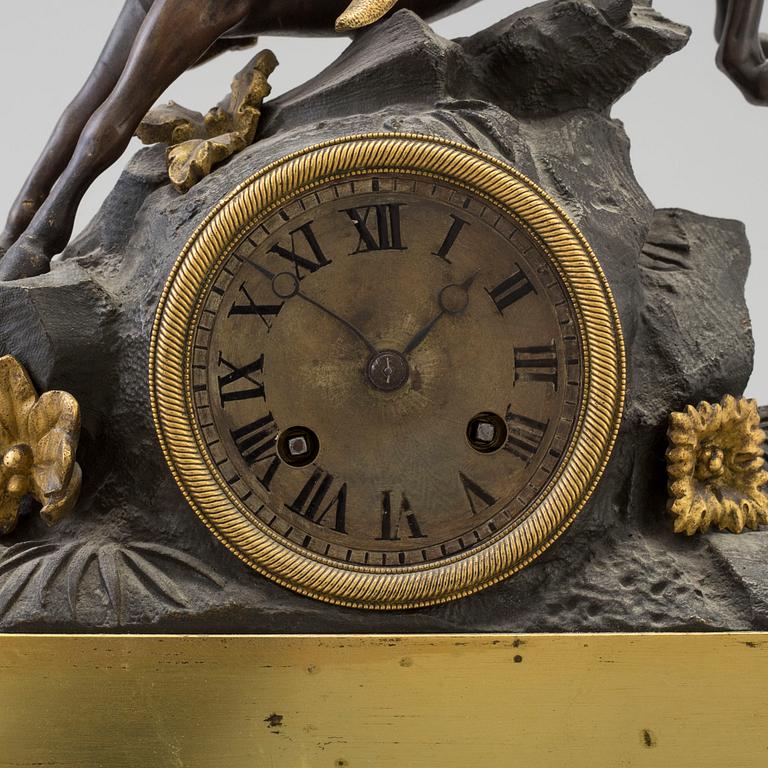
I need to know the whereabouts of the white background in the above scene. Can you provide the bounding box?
[0,1,764,399]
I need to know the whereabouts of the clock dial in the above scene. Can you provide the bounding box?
[151,135,625,608]
[192,176,582,567]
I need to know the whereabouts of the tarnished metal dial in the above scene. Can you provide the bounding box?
[191,175,582,567]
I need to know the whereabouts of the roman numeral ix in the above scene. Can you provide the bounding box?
[217,353,265,406]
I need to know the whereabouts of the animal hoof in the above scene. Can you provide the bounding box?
[0,239,50,281]
[336,0,399,31]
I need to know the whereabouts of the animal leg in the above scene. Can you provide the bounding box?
[0,0,148,254]
[716,0,768,104]
[0,0,254,281]
[716,0,768,55]
[715,0,728,41]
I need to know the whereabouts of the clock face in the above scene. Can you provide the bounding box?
[151,135,624,608]
[193,176,581,566]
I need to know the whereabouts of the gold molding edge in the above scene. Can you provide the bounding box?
[1,632,766,768]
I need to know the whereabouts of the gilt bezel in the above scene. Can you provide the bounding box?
[149,133,626,609]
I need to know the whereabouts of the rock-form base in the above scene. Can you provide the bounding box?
[0,2,761,632]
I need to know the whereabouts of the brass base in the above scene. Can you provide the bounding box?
[1,633,765,766]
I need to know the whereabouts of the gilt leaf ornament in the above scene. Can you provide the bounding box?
[136,50,278,192]
[0,356,82,535]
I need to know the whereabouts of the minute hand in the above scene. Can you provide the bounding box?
[296,291,378,355]
[248,259,378,355]
[402,273,477,356]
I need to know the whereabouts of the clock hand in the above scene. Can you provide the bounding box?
[296,291,378,355]
[246,259,378,354]
[402,272,477,356]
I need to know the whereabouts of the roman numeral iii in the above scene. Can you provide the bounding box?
[342,204,406,253]
[514,343,559,389]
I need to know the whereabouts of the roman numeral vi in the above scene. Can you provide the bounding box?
[377,491,426,540]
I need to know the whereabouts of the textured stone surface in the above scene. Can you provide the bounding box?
[0,1,763,632]
[461,0,689,117]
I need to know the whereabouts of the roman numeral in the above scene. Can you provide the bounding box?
[287,469,348,534]
[377,491,426,540]
[230,413,280,490]
[432,215,469,263]
[217,353,265,406]
[487,267,536,313]
[459,473,497,515]
[228,282,282,328]
[504,409,549,462]
[268,221,330,279]
[343,204,406,253]
[514,343,558,389]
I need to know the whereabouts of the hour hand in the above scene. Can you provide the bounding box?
[402,273,477,356]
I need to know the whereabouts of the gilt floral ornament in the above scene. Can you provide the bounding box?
[0,356,82,534]
[667,396,768,535]
[136,49,277,192]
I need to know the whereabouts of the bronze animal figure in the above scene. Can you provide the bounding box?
[0,0,764,281]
